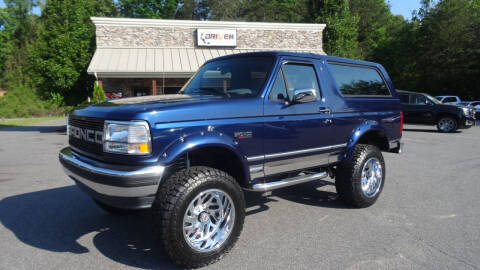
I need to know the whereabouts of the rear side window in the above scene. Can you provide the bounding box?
[328,63,391,97]
[411,94,428,105]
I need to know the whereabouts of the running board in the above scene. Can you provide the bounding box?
[248,171,328,192]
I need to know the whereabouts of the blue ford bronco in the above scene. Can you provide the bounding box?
[60,51,403,268]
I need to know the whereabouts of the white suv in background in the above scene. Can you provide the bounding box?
[436,95,461,104]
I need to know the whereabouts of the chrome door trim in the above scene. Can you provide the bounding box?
[264,152,330,176]
[246,143,347,163]
[247,155,264,162]
[264,143,347,160]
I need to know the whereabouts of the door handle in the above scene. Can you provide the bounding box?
[318,107,331,114]
[323,119,332,124]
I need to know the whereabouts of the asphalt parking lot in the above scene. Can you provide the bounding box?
[1,120,479,270]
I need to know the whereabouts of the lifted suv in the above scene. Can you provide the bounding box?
[398,90,475,132]
[60,52,403,268]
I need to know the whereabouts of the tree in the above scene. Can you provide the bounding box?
[201,0,246,21]
[92,81,106,102]
[349,0,394,58]
[174,0,209,20]
[0,7,16,84]
[29,0,116,105]
[240,0,306,22]
[0,0,38,88]
[372,0,480,99]
[306,0,359,58]
[414,0,480,98]
[118,0,179,19]
[370,19,420,91]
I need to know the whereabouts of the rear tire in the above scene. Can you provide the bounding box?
[335,144,385,208]
[437,116,457,132]
[152,166,245,268]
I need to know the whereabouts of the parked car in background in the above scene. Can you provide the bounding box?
[435,95,461,104]
[458,101,480,119]
[399,90,475,132]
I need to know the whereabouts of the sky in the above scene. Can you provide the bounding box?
[389,0,422,19]
[1,0,422,20]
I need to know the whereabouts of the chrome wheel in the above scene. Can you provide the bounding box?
[438,118,456,132]
[183,189,235,252]
[361,157,383,198]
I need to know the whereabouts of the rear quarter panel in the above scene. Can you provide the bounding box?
[319,58,402,156]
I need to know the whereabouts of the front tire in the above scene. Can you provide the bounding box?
[152,166,245,268]
[437,116,458,132]
[335,144,385,208]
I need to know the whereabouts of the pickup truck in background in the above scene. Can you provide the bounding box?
[59,51,403,268]
[458,101,480,119]
[435,95,461,105]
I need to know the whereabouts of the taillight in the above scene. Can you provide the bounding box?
[400,111,404,132]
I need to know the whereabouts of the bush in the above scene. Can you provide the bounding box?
[0,86,69,118]
[91,81,106,103]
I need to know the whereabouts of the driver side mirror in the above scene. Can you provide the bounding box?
[290,88,317,104]
[425,99,433,106]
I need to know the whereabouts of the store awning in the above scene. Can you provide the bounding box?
[88,48,326,78]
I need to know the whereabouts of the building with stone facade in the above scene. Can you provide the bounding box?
[87,17,326,98]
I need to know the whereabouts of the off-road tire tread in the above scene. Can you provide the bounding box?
[152,166,245,268]
[335,144,384,208]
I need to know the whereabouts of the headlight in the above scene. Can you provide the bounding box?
[104,120,151,155]
[461,107,469,115]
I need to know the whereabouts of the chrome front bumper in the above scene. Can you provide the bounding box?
[59,147,164,209]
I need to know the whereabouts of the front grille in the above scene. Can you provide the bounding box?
[469,108,474,118]
[68,115,104,155]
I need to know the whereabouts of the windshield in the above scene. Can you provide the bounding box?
[425,94,442,104]
[181,56,274,98]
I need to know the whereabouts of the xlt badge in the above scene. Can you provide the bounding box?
[234,131,253,139]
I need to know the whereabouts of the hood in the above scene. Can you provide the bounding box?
[435,103,472,116]
[72,94,263,123]
[453,104,470,109]
[102,94,197,105]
